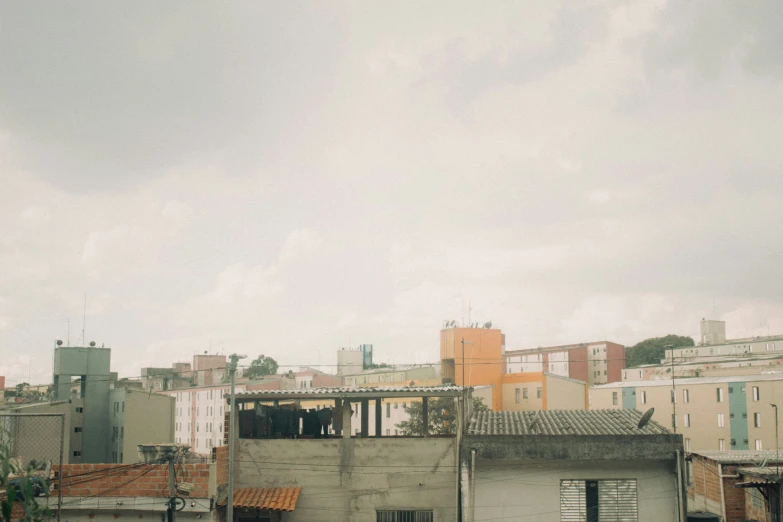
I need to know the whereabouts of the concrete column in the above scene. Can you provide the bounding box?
[422,397,429,438]
[360,399,369,438]
[375,399,382,437]
[334,399,342,436]
[342,401,352,439]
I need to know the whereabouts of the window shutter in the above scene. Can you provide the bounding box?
[598,479,638,522]
[560,480,586,521]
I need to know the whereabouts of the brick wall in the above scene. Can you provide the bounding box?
[745,486,768,522]
[215,446,229,486]
[688,456,751,522]
[54,462,211,498]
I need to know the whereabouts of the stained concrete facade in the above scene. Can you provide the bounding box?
[237,438,458,521]
[461,434,685,522]
[108,388,174,463]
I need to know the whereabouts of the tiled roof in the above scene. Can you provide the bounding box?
[235,385,463,400]
[468,409,670,436]
[691,450,783,464]
[233,487,301,512]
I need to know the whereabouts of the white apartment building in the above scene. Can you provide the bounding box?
[160,383,244,455]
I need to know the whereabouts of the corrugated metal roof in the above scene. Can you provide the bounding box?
[593,372,783,389]
[233,487,301,511]
[468,409,669,436]
[738,466,783,478]
[235,385,464,400]
[691,450,783,463]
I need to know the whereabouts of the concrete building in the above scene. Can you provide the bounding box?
[107,388,175,463]
[140,366,191,391]
[663,320,782,364]
[193,354,228,386]
[341,365,440,387]
[622,353,783,382]
[505,340,626,386]
[500,372,587,411]
[160,383,243,456]
[590,373,783,452]
[52,344,113,463]
[440,326,505,410]
[462,409,685,522]
[336,347,365,375]
[688,450,783,522]
[228,386,465,521]
[0,375,5,408]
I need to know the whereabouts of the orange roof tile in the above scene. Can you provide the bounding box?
[232,487,301,512]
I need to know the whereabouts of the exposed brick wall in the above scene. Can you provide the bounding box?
[215,446,229,486]
[54,462,211,498]
[745,486,768,522]
[688,456,750,522]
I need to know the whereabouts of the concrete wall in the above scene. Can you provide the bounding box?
[122,389,174,463]
[472,459,678,522]
[237,438,458,521]
[545,374,587,410]
[5,401,73,465]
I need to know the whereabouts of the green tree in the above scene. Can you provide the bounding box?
[244,355,279,379]
[625,335,695,368]
[396,396,489,436]
[1,440,52,522]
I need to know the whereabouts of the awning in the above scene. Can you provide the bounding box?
[232,487,301,512]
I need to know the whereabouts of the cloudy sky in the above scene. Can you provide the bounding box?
[2,1,782,387]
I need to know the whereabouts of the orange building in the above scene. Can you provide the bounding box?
[440,326,504,410]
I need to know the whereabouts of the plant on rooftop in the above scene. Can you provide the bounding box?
[397,396,489,436]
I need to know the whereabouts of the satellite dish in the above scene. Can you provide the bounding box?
[637,408,655,429]
[450,320,456,327]
[89,341,96,347]
[484,321,492,329]
[56,340,63,346]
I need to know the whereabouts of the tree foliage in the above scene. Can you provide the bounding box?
[625,335,695,368]
[396,396,490,436]
[245,355,279,379]
[1,441,52,522]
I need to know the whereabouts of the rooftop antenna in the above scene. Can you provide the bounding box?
[468,300,472,326]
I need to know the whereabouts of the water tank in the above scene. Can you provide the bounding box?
[687,512,721,522]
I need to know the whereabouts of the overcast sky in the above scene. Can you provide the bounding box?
[2,1,782,387]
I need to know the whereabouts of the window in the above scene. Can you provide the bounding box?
[717,388,724,402]
[523,388,529,399]
[560,479,638,522]
[121,402,124,412]
[386,403,391,418]
[612,392,618,406]
[640,391,647,405]
[671,389,676,403]
[515,389,520,404]
[73,450,81,457]
[753,387,760,401]
[717,413,725,428]
[756,440,763,450]
[537,387,542,399]
[75,407,83,413]
[754,413,761,428]
[719,439,726,451]
[120,427,124,438]
[376,510,433,522]
[684,414,690,428]
[683,389,690,403]
[685,438,691,451]
[74,427,82,433]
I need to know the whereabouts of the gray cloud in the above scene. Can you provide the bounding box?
[1,0,782,386]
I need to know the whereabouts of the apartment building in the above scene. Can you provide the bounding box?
[500,372,587,411]
[440,325,505,410]
[504,340,625,386]
[161,383,243,455]
[590,374,783,452]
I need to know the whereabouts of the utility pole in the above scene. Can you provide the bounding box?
[772,404,780,476]
[227,353,246,522]
[665,344,676,433]
[167,454,177,522]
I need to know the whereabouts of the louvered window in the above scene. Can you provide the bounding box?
[560,479,638,522]
[376,511,433,522]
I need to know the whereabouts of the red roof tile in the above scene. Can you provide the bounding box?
[232,487,301,512]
